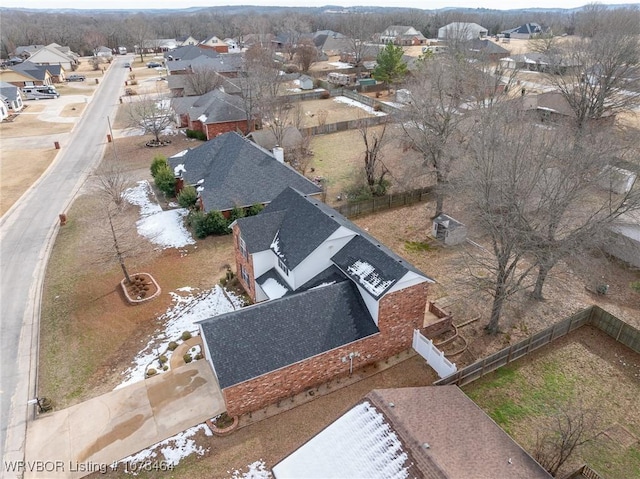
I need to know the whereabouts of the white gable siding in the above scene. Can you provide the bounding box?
[386,271,431,295]
[290,226,357,290]
[252,250,276,278]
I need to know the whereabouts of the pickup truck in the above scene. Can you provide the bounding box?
[66,74,86,82]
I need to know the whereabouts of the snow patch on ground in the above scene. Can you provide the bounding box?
[230,460,273,479]
[119,423,213,474]
[125,180,195,249]
[333,96,387,117]
[115,285,243,389]
[328,61,353,69]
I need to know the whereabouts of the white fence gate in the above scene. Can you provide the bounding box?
[412,329,457,379]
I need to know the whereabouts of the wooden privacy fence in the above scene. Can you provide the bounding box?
[434,306,640,387]
[334,186,432,219]
[300,115,388,137]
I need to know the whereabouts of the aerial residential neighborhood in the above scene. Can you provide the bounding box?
[0,3,639,479]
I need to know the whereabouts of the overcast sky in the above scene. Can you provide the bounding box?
[1,0,638,10]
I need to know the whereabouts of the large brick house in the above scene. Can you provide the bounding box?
[168,132,321,215]
[170,89,248,139]
[197,187,435,416]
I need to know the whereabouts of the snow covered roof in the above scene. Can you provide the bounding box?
[274,387,552,479]
[272,401,413,479]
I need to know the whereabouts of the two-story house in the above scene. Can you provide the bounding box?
[197,187,435,416]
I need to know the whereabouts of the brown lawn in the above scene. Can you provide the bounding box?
[0,148,58,216]
[297,97,383,128]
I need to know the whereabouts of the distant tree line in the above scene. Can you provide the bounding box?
[3,5,636,58]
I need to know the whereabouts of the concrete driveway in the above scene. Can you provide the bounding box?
[24,360,224,479]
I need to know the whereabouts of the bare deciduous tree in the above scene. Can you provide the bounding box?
[295,38,318,73]
[464,107,554,333]
[357,119,389,196]
[542,9,640,129]
[401,56,468,218]
[125,92,173,143]
[183,66,223,96]
[533,401,602,477]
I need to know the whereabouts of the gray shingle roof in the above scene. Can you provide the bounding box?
[0,81,20,102]
[235,210,286,253]
[165,45,220,61]
[332,235,408,299]
[168,132,321,212]
[198,281,379,388]
[248,188,432,283]
[187,89,246,124]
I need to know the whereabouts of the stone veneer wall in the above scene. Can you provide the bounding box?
[222,282,428,416]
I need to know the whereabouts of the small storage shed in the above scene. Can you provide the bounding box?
[432,214,467,246]
[298,75,313,90]
[598,165,637,195]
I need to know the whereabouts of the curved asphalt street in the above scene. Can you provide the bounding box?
[1,56,131,472]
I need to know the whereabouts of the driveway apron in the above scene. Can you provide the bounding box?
[24,360,224,479]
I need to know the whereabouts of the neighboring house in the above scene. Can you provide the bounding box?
[13,45,45,60]
[247,126,304,152]
[165,54,243,79]
[502,22,546,39]
[379,25,427,46]
[0,61,55,87]
[94,46,113,60]
[438,22,489,41]
[468,38,510,61]
[272,386,552,478]
[312,30,350,56]
[27,43,78,71]
[176,35,199,47]
[197,187,434,416]
[167,71,241,97]
[604,211,640,269]
[200,35,229,53]
[242,33,276,48]
[520,92,615,125]
[0,101,8,121]
[168,132,321,215]
[170,89,248,138]
[500,52,581,75]
[165,45,220,63]
[0,81,25,111]
[224,38,240,53]
[137,39,178,54]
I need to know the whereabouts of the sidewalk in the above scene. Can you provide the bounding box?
[24,359,224,479]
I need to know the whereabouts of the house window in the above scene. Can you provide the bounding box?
[239,236,248,259]
[240,265,250,288]
[278,258,289,276]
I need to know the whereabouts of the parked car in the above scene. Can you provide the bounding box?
[66,74,86,82]
[146,61,162,68]
[124,62,131,68]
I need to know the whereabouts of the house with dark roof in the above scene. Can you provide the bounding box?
[164,45,221,63]
[0,61,56,88]
[379,26,427,46]
[502,22,547,39]
[170,89,248,139]
[168,132,321,215]
[468,38,511,61]
[273,386,552,478]
[197,187,435,416]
